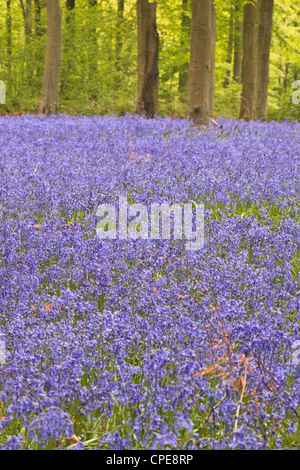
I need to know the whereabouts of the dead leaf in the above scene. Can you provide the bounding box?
[66,435,80,445]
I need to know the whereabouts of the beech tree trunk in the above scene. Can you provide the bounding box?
[115,0,124,71]
[6,1,12,77]
[60,0,75,95]
[178,0,190,98]
[20,0,33,40]
[188,0,211,124]
[223,5,234,88]
[239,1,258,120]
[209,0,216,118]
[233,0,243,84]
[137,0,159,117]
[88,0,98,98]
[40,0,62,115]
[253,0,273,120]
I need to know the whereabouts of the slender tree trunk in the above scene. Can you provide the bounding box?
[223,5,234,88]
[209,0,216,117]
[88,0,98,98]
[233,0,243,84]
[253,0,273,120]
[40,0,62,115]
[137,0,159,117]
[283,63,290,90]
[20,1,33,80]
[6,1,12,78]
[60,0,75,94]
[20,0,33,40]
[239,1,258,120]
[65,0,75,27]
[33,0,45,80]
[178,0,190,97]
[115,0,124,71]
[34,0,46,36]
[188,0,211,124]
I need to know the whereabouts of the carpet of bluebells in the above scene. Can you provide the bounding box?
[0,114,300,450]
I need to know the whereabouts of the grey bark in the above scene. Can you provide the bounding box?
[40,0,62,115]
[137,0,159,117]
[188,0,211,124]
[253,0,273,120]
[239,1,259,120]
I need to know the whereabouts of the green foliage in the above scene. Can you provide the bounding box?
[0,0,299,120]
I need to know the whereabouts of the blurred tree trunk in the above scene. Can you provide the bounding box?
[223,5,234,88]
[6,1,12,78]
[33,0,45,80]
[233,0,243,84]
[34,0,42,36]
[137,0,159,117]
[40,0,62,115]
[239,1,258,120]
[283,63,290,90]
[209,0,216,117]
[178,0,190,98]
[88,0,98,99]
[253,0,273,120]
[60,0,75,95]
[65,0,75,28]
[20,1,33,80]
[20,0,33,40]
[188,0,211,124]
[115,0,124,72]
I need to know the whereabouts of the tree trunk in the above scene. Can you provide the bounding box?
[239,1,258,120]
[65,0,75,26]
[253,0,273,121]
[137,0,159,117]
[188,0,211,124]
[88,0,98,98]
[283,63,290,90]
[20,0,33,40]
[178,0,190,98]
[209,0,216,118]
[60,0,75,95]
[115,0,124,71]
[40,0,62,115]
[34,0,45,37]
[6,1,12,77]
[233,0,243,84]
[223,5,234,88]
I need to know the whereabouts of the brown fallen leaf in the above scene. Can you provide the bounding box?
[66,435,80,445]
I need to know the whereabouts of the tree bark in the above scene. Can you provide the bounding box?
[88,0,98,98]
[6,1,12,77]
[209,0,216,118]
[40,0,62,115]
[20,0,33,40]
[239,1,259,120]
[233,0,243,84]
[34,0,46,37]
[223,5,234,88]
[253,0,273,120]
[60,0,75,94]
[178,0,190,98]
[188,0,211,124]
[115,0,124,71]
[137,0,159,117]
